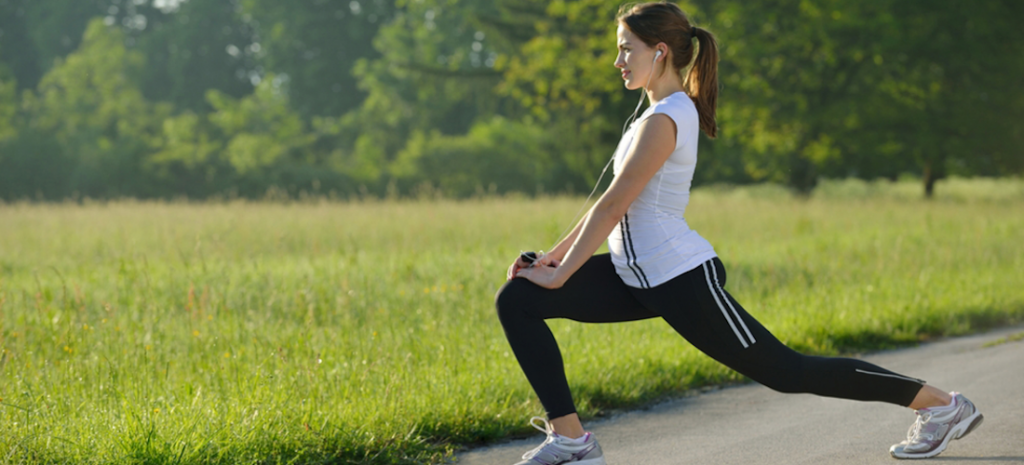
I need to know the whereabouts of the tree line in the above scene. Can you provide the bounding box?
[0,0,1021,201]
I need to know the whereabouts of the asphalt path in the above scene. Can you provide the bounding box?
[456,324,1024,464]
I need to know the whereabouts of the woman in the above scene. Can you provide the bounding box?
[495,3,983,464]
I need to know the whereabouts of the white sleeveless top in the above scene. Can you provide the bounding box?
[607,92,717,289]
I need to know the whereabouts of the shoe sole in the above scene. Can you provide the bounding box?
[890,411,984,460]
[957,413,984,440]
[572,458,607,465]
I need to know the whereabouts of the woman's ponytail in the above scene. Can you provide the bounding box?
[685,26,719,139]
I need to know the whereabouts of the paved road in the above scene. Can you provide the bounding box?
[457,324,1024,464]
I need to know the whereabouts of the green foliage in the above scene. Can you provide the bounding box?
[0,65,16,144]
[14,19,169,198]
[494,0,639,189]
[710,0,1024,194]
[331,0,523,192]
[239,0,394,118]
[148,78,361,198]
[350,0,507,144]
[0,0,109,91]
[393,116,556,196]
[498,0,625,121]
[1,186,1022,463]
[712,0,902,190]
[207,77,312,174]
[132,0,257,113]
[150,111,222,170]
[0,0,1022,200]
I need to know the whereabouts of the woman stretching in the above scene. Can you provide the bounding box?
[495,3,983,464]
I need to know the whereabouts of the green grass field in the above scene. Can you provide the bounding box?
[1,178,1023,464]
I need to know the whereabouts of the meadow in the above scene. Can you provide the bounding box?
[1,178,1023,464]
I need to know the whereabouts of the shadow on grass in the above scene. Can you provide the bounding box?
[825,303,1024,354]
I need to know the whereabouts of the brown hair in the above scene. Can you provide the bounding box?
[617,2,719,138]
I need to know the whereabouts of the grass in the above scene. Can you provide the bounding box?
[1,178,1023,464]
[981,331,1024,348]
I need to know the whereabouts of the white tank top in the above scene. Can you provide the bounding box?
[607,92,717,289]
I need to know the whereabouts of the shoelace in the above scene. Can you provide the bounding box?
[907,411,934,441]
[521,416,557,460]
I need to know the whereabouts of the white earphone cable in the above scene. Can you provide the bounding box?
[541,51,660,257]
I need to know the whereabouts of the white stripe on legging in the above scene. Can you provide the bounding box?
[703,261,749,348]
[855,369,925,384]
[710,262,756,345]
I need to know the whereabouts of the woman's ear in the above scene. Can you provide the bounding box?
[657,44,668,61]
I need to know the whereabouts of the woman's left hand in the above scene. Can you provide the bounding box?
[514,264,567,289]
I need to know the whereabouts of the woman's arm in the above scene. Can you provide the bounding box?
[517,114,678,289]
[507,212,587,280]
[508,209,586,277]
[546,210,590,262]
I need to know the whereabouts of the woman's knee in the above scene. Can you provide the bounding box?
[494,279,533,325]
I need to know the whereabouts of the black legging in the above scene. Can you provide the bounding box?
[495,254,924,419]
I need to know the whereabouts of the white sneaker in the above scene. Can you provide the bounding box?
[514,417,607,465]
[890,392,984,459]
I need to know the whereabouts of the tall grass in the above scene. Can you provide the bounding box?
[1,179,1022,464]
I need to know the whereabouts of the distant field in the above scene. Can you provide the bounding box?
[1,179,1023,464]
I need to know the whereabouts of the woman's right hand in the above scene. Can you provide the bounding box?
[507,255,530,281]
[506,253,561,281]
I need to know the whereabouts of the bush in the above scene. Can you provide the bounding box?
[392,117,557,197]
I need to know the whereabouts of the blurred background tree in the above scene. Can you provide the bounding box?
[0,0,1021,200]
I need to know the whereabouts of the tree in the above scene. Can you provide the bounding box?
[22,19,169,198]
[238,0,395,119]
[707,0,1024,196]
[131,0,258,113]
[343,0,513,191]
[0,0,109,91]
[149,78,359,198]
[496,0,641,190]
[145,110,226,197]
[3,0,1021,201]
[392,116,557,196]
[0,0,41,92]
[0,64,15,143]
[206,77,312,175]
[874,0,1024,196]
[702,0,900,192]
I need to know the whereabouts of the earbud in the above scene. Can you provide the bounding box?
[655,50,662,60]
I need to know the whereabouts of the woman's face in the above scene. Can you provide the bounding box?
[614,24,657,91]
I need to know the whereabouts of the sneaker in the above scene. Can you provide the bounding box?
[890,392,984,459]
[514,416,607,465]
